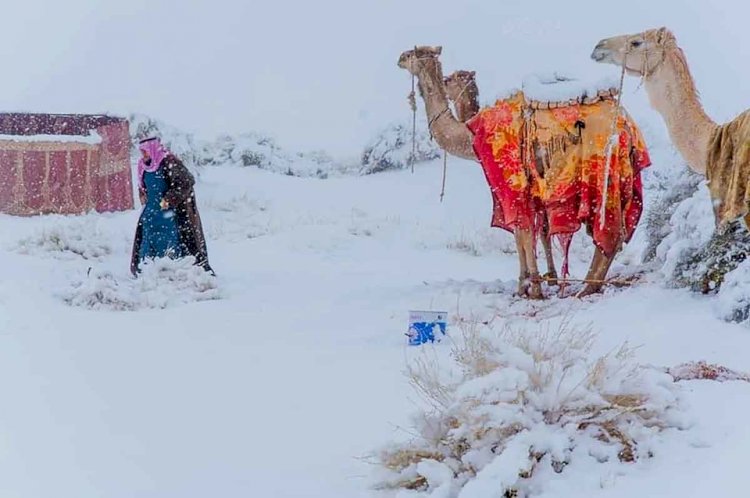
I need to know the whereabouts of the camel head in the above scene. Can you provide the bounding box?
[444,70,476,101]
[591,27,676,77]
[397,46,442,75]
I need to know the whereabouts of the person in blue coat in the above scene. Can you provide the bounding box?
[130,137,214,276]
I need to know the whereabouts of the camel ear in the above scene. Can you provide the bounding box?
[469,71,476,78]
[656,26,671,43]
[435,46,443,55]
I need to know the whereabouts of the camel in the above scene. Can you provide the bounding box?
[591,27,750,230]
[398,46,650,299]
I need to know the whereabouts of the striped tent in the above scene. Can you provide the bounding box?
[0,113,133,216]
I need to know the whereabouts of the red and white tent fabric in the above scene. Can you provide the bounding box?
[0,113,133,216]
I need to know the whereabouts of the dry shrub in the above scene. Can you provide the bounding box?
[372,316,685,497]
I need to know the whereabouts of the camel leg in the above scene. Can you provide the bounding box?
[576,247,616,298]
[515,228,544,299]
[514,231,530,297]
[540,216,558,286]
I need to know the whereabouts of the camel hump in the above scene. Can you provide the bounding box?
[521,72,619,108]
[444,70,476,84]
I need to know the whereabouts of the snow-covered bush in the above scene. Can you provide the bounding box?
[372,317,685,497]
[673,220,750,295]
[62,268,138,311]
[653,186,715,285]
[17,220,118,261]
[714,258,750,324]
[129,114,354,178]
[643,168,703,263]
[62,257,221,311]
[129,113,205,172]
[641,150,750,321]
[361,121,441,175]
[131,113,446,178]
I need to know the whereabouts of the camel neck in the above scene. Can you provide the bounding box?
[416,58,452,123]
[644,48,717,175]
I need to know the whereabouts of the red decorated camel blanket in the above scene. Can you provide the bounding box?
[467,88,651,268]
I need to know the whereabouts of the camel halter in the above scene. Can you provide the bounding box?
[408,52,417,175]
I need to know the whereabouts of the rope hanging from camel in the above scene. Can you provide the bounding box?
[531,273,637,288]
[409,67,417,174]
[433,76,475,202]
[440,150,447,202]
[598,51,629,230]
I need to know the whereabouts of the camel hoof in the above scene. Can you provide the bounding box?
[543,271,559,287]
[517,276,529,297]
[575,284,602,299]
[528,285,545,300]
[518,275,546,299]
[518,281,546,300]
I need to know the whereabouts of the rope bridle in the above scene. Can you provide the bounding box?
[598,52,628,230]
[406,51,475,201]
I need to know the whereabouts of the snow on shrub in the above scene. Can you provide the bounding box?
[361,121,441,175]
[129,113,355,178]
[131,113,448,178]
[655,186,715,281]
[642,168,703,263]
[17,220,117,261]
[129,113,206,172]
[62,269,138,311]
[714,258,750,324]
[649,174,750,321]
[371,317,686,497]
[62,257,221,311]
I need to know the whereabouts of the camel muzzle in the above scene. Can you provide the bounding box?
[591,41,610,62]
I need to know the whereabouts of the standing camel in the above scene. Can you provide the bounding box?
[398,46,651,299]
[591,27,750,230]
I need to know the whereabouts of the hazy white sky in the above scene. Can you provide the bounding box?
[1,0,747,155]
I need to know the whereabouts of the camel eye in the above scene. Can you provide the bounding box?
[630,40,643,48]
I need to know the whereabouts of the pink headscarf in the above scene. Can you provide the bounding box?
[137,137,170,187]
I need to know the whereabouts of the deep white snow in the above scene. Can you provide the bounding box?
[0,154,747,497]
[1,1,750,496]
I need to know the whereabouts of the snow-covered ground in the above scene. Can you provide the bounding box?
[4,2,750,493]
[0,143,748,496]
